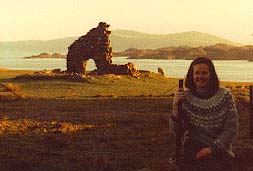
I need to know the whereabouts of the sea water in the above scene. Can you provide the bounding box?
[0,57,252,82]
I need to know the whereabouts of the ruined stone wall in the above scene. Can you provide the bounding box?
[67,22,140,77]
[67,22,112,74]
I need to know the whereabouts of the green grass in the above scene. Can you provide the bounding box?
[0,70,179,99]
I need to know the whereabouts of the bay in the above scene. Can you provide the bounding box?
[0,57,252,82]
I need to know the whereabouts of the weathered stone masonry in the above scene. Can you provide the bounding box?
[67,22,140,77]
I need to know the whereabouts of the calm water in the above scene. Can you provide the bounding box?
[0,57,253,82]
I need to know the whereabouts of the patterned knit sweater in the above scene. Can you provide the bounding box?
[170,87,238,156]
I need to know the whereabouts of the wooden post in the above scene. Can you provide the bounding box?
[250,85,253,139]
[176,79,184,166]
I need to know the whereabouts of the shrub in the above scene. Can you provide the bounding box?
[5,83,21,93]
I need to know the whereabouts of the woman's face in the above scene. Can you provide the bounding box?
[193,63,210,90]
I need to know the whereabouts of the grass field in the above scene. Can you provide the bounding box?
[0,70,252,170]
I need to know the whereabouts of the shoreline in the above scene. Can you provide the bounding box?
[0,68,252,84]
[0,68,253,86]
[0,68,9,71]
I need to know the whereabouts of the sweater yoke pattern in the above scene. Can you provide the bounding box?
[183,87,236,130]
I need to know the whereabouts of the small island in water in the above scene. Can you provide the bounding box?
[113,43,253,60]
[24,53,66,59]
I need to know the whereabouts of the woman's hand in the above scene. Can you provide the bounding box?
[195,147,212,159]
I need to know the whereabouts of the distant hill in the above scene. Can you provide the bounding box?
[110,30,242,51]
[0,30,242,58]
[0,37,75,58]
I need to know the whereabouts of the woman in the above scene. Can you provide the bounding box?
[170,57,238,170]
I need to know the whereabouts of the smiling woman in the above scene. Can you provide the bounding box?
[170,57,238,170]
[185,57,220,98]
[192,63,211,93]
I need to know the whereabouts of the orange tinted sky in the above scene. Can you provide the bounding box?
[1,0,253,44]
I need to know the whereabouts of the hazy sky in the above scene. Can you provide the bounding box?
[1,0,253,44]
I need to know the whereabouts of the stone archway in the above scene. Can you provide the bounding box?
[66,22,140,77]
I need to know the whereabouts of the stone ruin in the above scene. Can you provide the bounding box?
[67,22,140,78]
